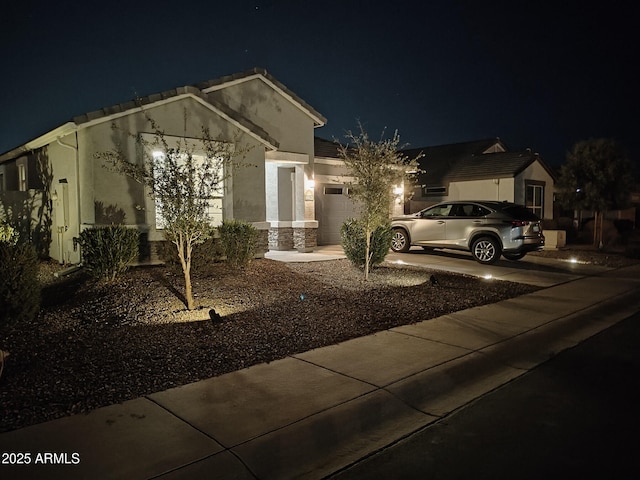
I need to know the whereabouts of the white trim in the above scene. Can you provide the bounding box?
[24,123,77,151]
[251,221,271,230]
[268,220,319,229]
[265,151,309,164]
[292,220,318,229]
[80,93,278,151]
[314,157,345,166]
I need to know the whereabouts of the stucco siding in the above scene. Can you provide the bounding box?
[515,161,554,219]
[208,78,315,156]
[82,96,268,235]
[448,178,515,202]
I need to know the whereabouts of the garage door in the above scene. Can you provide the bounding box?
[316,184,360,245]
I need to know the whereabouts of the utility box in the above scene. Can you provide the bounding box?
[544,230,566,249]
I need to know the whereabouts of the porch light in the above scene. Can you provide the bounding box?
[393,185,403,196]
[306,178,315,189]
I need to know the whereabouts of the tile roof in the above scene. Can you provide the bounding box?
[314,137,342,158]
[1,68,326,160]
[399,139,555,185]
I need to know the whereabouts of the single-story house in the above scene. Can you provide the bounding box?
[0,68,340,263]
[401,138,556,220]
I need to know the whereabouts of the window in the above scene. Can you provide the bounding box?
[525,182,544,218]
[324,187,343,195]
[0,173,4,192]
[421,185,447,196]
[18,164,27,191]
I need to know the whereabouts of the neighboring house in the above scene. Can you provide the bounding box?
[0,68,328,263]
[402,138,556,220]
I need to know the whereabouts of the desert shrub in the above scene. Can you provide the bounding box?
[218,220,258,268]
[0,221,19,245]
[0,242,41,325]
[77,226,139,281]
[341,218,392,269]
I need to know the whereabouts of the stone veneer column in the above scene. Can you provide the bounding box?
[268,225,294,250]
[252,222,271,258]
[292,221,318,253]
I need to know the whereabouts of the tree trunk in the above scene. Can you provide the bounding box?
[364,227,371,281]
[175,235,195,310]
[183,265,194,310]
[598,211,604,249]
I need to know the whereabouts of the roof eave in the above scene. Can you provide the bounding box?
[0,122,78,163]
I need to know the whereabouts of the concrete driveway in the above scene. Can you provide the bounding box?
[385,247,612,287]
[267,245,613,288]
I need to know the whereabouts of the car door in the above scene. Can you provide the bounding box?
[410,203,451,245]
[445,203,488,248]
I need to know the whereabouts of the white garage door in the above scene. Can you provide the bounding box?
[316,184,360,245]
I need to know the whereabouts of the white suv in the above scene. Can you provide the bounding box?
[390,201,545,264]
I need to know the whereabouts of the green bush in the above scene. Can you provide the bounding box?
[0,242,41,326]
[340,218,393,269]
[77,226,139,281]
[218,219,258,268]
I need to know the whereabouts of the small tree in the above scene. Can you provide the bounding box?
[98,110,248,310]
[337,124,420,279]
[557,138,633,248]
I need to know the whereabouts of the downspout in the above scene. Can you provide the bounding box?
[56,134,81,264]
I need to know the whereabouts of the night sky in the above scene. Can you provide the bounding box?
[2,0,638,168]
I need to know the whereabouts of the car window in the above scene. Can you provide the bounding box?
[450,204,488,217]
[421,204,453,217]
[471,204,490,217]
[502,205,540,221]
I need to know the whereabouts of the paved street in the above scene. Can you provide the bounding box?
[331,311,640,480]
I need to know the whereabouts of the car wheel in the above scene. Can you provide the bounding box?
[503,252,526,261]
[391,229,410,252]
[471,236,501,264]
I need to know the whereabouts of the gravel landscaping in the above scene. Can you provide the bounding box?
[1,246,637,432]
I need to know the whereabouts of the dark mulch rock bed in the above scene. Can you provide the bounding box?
[0,255,571,432]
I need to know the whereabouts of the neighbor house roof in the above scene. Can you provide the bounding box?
[1,68,325,163]
[400,138,556,186]
[314,137,342,158]
[444,150,553,182]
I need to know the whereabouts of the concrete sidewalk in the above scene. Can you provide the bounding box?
[1,258,639,479]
